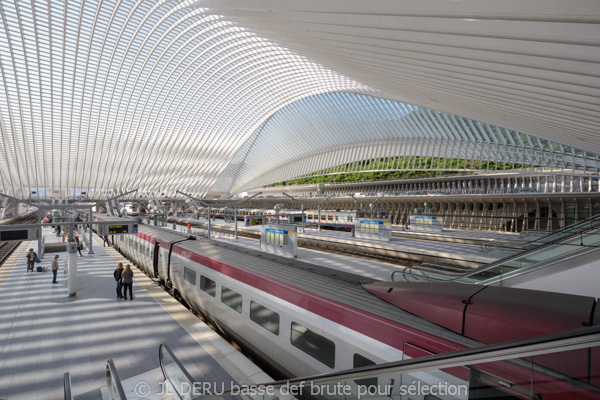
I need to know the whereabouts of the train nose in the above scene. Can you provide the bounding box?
[362,281,482,335]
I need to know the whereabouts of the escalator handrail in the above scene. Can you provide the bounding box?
[524,212,600,246]
[402,222,600,283]
[159,343,195,398]
[64,372,73,400]
[480,213,600,253]
[191,324,600,399]
[105,359,127,400]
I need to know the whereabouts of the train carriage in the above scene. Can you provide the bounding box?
[93,213,599,400]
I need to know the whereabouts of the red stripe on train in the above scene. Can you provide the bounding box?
[171,243,465,355]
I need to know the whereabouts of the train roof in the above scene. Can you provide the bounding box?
[135,224,480,351]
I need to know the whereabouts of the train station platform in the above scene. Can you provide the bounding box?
[0,229,270,399]
[171,217,512,268]
[297,230,501,267]
[161,226,506,281]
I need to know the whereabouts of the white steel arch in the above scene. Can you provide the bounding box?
[0,1,598,198]
[215,92,600,195]
[0,1,370,197]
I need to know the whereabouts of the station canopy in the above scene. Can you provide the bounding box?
[0,1,598,198]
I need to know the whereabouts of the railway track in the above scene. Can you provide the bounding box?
[0,213,39,266]
[167,218,464,270]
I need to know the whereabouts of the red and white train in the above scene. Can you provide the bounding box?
[87,212,599,399]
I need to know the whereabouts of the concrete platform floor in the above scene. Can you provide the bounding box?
[0,233,269,400]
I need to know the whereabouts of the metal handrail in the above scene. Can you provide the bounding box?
[481,213,600,253]
[402,221,600,283]
[105,359,127,400]
[395,264,459,282]
[520,212,600,246]
[64,372,73,400]
[191,325,600,399]
[159,343,195,400]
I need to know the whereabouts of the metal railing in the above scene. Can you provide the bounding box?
[105,359,126,400]
[402,218,600,284]
[186,325,600,400]
[159,344,195,400]
[481,212,600,254]
[63,372,73,400]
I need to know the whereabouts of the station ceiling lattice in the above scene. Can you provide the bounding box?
[0,1,598,198]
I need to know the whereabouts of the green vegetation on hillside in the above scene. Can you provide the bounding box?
[267,156,527,187]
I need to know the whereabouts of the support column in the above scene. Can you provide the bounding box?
[88,206,94,254]
[234,207,238,240]
[207,206,211,239]
[318,205,321,232]
[68,224,78,296]
[37,209,43,256]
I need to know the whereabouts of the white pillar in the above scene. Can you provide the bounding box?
[68,241,78,297]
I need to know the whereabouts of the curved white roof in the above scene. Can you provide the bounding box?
[0,1,598,198]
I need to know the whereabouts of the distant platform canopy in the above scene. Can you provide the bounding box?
[0,1,598,198]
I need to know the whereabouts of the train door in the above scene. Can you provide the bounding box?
[153,242,160,278]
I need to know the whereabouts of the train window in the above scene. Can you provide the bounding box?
[290,322,335,368]
[328,215,333,221]
[200,275,216,297]
[184,267,196,285]
[250,301,279,335]
[221,286,242,313]
[353,354,377,387]
[321,215,327,220]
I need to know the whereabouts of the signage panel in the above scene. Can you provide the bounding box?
[354,218,392,241]
[261,224,297,257]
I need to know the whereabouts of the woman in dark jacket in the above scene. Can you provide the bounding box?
[121,264,134,300]
[113,262,123,298]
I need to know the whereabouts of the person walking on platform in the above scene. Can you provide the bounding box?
[114,262,124,298]
[74,236,84,257]
[26,248,37,272]
[121,264,134,300]
[51,255,59,284]
[103,235,109,247]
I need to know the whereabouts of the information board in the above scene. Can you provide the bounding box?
[109,225,128,234]
[245,216,267,226]
[409,215,444,232]
[354,218,392,241]
[98,222,138,236]
[0,227,41,242]
[260,224,297,257]
[0,230,28,241]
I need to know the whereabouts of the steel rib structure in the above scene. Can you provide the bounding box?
[0,0,598,198]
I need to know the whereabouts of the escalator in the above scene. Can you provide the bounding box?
[105,359,127,400]
[66,324,600,400]
[400,214,600,285]
[159,344,195,400]
[481,212,600,255]
[65,360,127,400]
